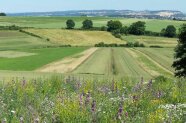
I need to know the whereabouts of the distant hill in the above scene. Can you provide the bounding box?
[7,10,186,20]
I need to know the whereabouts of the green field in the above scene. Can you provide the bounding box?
[0,47,87,71]
[0,16,185,32]
[122,35,178,47]
[0,30,51,50]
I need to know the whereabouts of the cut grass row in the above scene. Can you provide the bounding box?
[73,48,152,78]
[0,17,185,32]
[74,48,174,78]
[136,48,175,72]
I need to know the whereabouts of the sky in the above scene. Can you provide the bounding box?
[0,0,185,13]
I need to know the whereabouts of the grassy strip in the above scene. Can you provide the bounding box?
[131,48,173,77]
[0,47,87,71]
[137,48,174,72]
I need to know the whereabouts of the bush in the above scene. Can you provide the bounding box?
[107,20,122,32]
[144,31,161,36]
[100,26,107,31]
[120,26,129,35]
[155,75,167,82]
[126,42,134,47]
[128,21,146,35]
[0,12,6,16]
[149,45,163,48]
[82,19,93,29]
[66,19,75,29]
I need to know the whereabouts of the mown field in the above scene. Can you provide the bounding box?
[122,35,178,47]
[24,29,124,46]
[0,16,185,32]
[73,48,174,79]
[0,30,51,50]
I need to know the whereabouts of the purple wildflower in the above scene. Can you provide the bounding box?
[125,111,128,117]
[157,90,162,98]
[22,78,26,87]
[79,94,83,107]
[141,77,144,84]
[85,91,91,106]
[91,100,96,112]
[117,104,123,120]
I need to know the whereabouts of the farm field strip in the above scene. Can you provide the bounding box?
[0,30,52,50]
[73,48,112,75]
[131,48,174,76]
[122,35,178,47]
[25,29,125,46]
[74,48,154,78]
[125,48,160,77]
[36,47,98,73]
[0,47,87,71]
[136,48,175,72]
[0,17,185,32]
[113,48,152,78]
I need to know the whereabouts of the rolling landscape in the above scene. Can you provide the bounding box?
[0,1,186,122]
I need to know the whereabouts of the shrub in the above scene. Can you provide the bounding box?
[82,19,93,29]
[150,45,163,48]
[100,26,107,31]
[107,20,122,32]
[66,19,75,29]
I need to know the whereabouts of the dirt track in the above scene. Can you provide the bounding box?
[36,48,98,73]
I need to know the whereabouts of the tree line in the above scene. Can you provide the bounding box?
[65,19,177,38]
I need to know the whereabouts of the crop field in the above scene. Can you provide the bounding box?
[0,16,185,123]
[0,47,87,71]
[73,48,174,79]
[0,17,185,32]
[0,30,51,50]
[136,48,175,72]
[122,35,178,47]
[25,29,125,46]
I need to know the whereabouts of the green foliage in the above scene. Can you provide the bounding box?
[0,12,6,16]
[107,20,122,32]
[95,42,145,47]
[82,19,93,29]
[0,47,87,70]
[100,26,107,31]
[128,21,146,35]
[164,25,177,38]
[126,41,145,47]
[172,24,186,77]
[0,25,21,30]
[19,29,42,38]
[0,76,185,122]
[66,19,75,29]
[120,26,128,35]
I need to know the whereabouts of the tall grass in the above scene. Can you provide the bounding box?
[0,76,185,122]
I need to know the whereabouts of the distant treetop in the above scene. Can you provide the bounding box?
[0,13,6,16]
